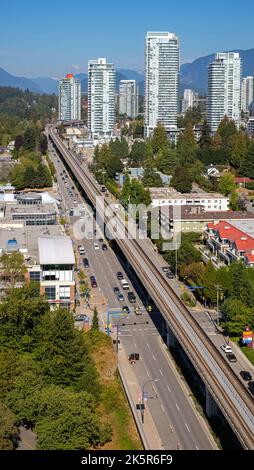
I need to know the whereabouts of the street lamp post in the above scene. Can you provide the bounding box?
[141,379,159,424]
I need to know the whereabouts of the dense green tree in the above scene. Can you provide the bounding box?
[176,121,197,165]
[218,172,236,196]
[129,141,150,166]
[142,168,163,188]
[14,134,24,151]
[39,134,48,155]
[120,178,151,207]
[199,119,212,148]
[0,252,27,288]
[0,402,18,449]
[91,307,99,332]
[23,127,37,151]
[228,132,248,169]
[109,138,129,159]
[171,166,193,193]
[220,299,254,336]
[217,116,237,145]
[34,308,87,386]
[150,123,169,154]
[240,142,254,178]
[156,147,178,175]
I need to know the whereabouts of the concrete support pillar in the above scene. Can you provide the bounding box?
[166,324,177,348]
[205,386,218,417]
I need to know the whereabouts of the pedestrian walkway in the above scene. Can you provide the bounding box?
[117,348,164,450]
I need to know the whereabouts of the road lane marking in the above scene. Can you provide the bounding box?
[134,343,137,348]
[185,423,190,433]
[167,385,171,393]
[196,446,199,450]
[152,354,156,361]
[146,368,151,378]
[175,403,180,411]
[159,369,163,376]
[161,404,165,413]
[146,344,150,349]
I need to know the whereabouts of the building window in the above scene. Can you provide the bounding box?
[59,286,70,300]
[45,286,56,300]
[29,271,40,282]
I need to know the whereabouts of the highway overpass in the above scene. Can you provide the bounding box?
[48,125,254,449]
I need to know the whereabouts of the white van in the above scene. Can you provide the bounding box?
[79,245,86,255]
[121,279,130,290]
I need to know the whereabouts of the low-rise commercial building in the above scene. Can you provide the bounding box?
[150,187,229,212]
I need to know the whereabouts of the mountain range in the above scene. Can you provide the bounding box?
[1,48,254,95]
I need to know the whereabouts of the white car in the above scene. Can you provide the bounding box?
[220,344,232,354]
[73,199,77,204]
[94,243,99,250]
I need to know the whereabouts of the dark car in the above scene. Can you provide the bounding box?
[248,381,254,396]
[102,244,108,251]
[83,258,89,268]
[226,353,237,363]
[240,371,252,381]
[90,275,97,288]
[128,292,136,303]
[99,238,104,243]
[113,287,120,295]
[122,306,130,314]
[117,272,124,280]
[117,293,124,302]
[166,271,174,279]
[162,266,170,273]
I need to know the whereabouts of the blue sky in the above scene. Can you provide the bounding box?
[1,0,254,77]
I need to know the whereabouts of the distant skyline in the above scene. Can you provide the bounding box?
[1,0,254,78]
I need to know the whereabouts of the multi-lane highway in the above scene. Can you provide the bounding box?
[48,140,216,450]
[48,125,254,449]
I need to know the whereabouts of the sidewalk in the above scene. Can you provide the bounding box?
[117,348,164,450]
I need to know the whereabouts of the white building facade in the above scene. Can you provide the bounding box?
[119,80,139,118]
[149,188,229,212]
[145,32,180,138]
[241,76,254,114]
[207,52,242,133]
[88,58,116,137]
[58,74,81,121]
[181,89,196,114]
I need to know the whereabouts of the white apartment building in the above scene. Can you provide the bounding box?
[58,74,81,121]
[145,32,180,138]
[241,76,254,114]
[149,188,229,212]
[38,237,75,309]
[119,80,139,118]
[88,58,115,137]
[182,89,196,114]
[207,52,242,132]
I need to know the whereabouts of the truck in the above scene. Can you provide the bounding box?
[121,279,130,290]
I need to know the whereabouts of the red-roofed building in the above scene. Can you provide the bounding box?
[235,177,253,187]
[205,221,254,267]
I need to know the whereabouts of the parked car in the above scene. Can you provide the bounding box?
[117,293,124,302]
[226,353,237,363]
[83,258,89,268]
[78,245,86,255]
[99,238,104,243]
[90,275,97,288]
[74,314,89,322]
[117,272,124,280]
[162,266,171,273]
[113,287,120,294]
[94,243,99,250]
[166,271,174,279]
[102,244,108,251]
[220,344,233,354]
[248,381,254,396]
[240,371,252,381]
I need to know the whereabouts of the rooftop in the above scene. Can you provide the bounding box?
[38,237,75,265]
[161,206,254,221]
[149,188,227,200]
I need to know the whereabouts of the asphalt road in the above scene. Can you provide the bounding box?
[48,143,217,449]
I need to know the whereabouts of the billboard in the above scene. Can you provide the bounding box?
[242,329,253,345]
